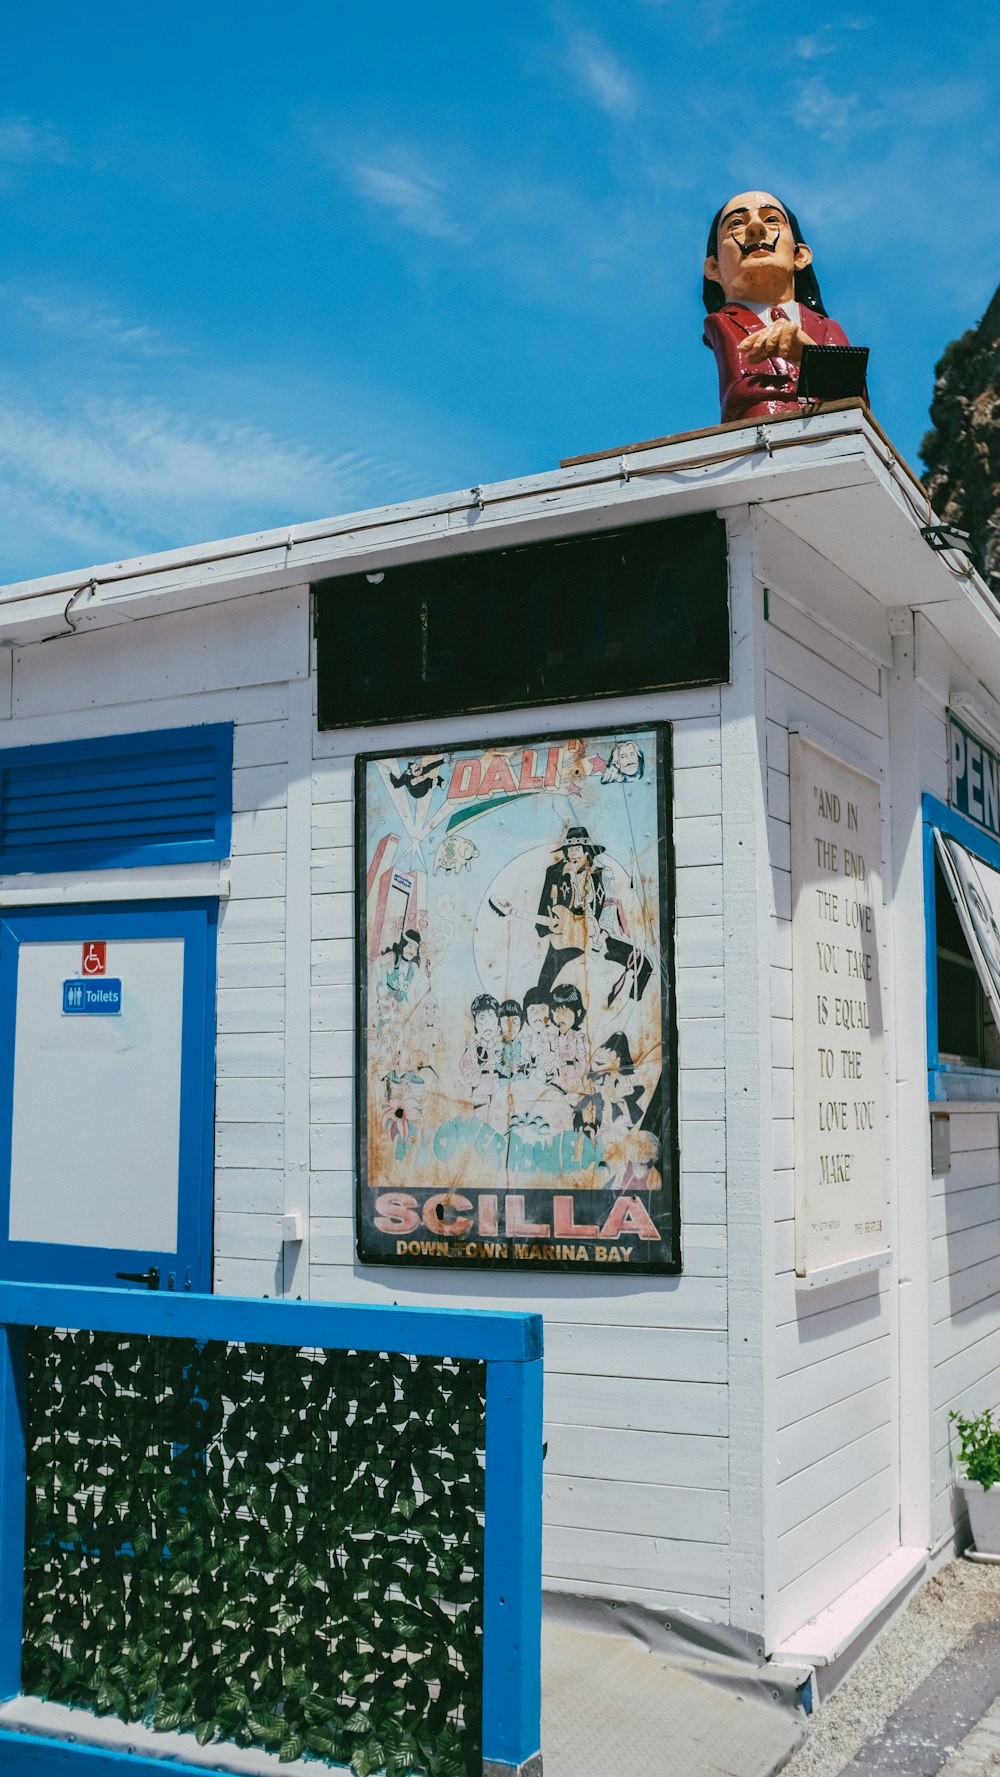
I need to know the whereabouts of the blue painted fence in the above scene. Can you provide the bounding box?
[0,1282,544,1777]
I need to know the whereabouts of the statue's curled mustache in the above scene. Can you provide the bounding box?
[736,231,780,259]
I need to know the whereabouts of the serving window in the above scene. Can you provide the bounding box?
[926,797,1000,1099]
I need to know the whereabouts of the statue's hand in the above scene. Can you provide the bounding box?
[738,321,811,366]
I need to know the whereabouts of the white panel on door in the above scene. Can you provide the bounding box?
[9,938,184,1252]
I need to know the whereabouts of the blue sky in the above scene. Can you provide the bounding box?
[2,1,997,585]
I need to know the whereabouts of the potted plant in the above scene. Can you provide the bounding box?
[950,1407,1000,1555]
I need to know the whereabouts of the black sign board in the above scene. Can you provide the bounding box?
[315,511,729,730]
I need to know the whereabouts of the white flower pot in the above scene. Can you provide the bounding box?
[961,1479,1000,1554]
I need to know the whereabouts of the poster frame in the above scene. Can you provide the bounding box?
[353,718,681,1276]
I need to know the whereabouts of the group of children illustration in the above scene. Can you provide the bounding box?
[458,980,646,1141]
[368,737,664,1185]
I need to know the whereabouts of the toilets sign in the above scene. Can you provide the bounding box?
[62,979,122,1015]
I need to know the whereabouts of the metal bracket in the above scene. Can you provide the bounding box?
[484,1757,543,1777]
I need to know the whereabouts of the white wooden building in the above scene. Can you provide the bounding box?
[2,398,999,1688]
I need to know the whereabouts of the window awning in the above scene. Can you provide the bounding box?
[935,830,1000,1032]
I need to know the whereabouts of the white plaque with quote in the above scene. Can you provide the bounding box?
[790,732,890,1283]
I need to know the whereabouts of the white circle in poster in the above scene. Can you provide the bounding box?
[471,844,650,1046]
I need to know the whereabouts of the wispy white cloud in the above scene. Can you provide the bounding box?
[561,29,638,118]
[301,115,629,297]
[794,29,837,60]
[351,158,464,240]
[22,296,174,358]
[0,394,424,584]
[792,77,861,138]
[636,0,747,44]
[0,115,73,166]
[299,117,465,242]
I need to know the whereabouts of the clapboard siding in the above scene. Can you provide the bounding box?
[545,1423,728,1489]
[199,695,289,1291]
[216,1033,284,1078]
[0,612,296,1301]
[675,815,723,867]
[309,1170,353,1217]
[674,915,724,969]
[544,1474,728,1542]
[932,1253,1000,1322]
[766,591,882,694]
[215,1121,285,1171]
[217,987,284,1033]
[778,1423,894,1535]
[312,938,354,986]
[776,1335,892,1431]
[308,1263,729,1326]
[764,595,898,1647]
[232,808,287,856]
[307,695,734,1612]
[217,942,285,990]
[228,852,286,900]
[775,1508,898,1647]
[929,1097,1000,1541]
[216,1078,284,1122]
[931,1179,1000,1237]
[543,1525,728,1598]
[777,1466,896,1589]
[935,1324,1000,1409]
[214,705,290,1285]
[215,1169,285,1214]
[776,1376,892,1479]
[932,1145,1000,1196]
[765,626,887,743]
[545,1323,728,1384]
[775,1289,887,1375]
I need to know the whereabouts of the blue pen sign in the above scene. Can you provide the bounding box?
[950,714,1000,841]
[62,978,123,1015]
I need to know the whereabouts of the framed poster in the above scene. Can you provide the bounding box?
[355,724,679,1273]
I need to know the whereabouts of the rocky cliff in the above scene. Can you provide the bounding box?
[921,286,1000,593]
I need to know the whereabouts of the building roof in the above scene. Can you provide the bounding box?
[1,401,996,691]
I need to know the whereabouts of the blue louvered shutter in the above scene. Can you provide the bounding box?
[0,725,233,873]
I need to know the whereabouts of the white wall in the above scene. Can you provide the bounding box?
[24,509,1000,1633]
[0,557,743,1620]
[307,685,733,1620]
[0,588,310,1304]
[914,620,1000,1550]
[931,1110,1000,1544]
[755,515,900,1649]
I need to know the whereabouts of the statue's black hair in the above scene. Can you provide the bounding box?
[703,197,828,316]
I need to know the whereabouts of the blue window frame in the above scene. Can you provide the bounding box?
[924,792,1000,1103]
[0,899,217,1291]
[0,724,233,874]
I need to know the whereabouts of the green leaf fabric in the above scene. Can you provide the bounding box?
[22,1329,485,1776]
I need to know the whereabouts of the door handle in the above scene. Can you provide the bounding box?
[115,1266,161,1290]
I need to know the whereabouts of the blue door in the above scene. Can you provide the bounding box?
[0,899,216,1291]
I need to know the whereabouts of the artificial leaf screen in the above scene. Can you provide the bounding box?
[22,1329,485,1777]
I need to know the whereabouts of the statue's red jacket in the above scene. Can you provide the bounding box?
[703,302,852,424]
